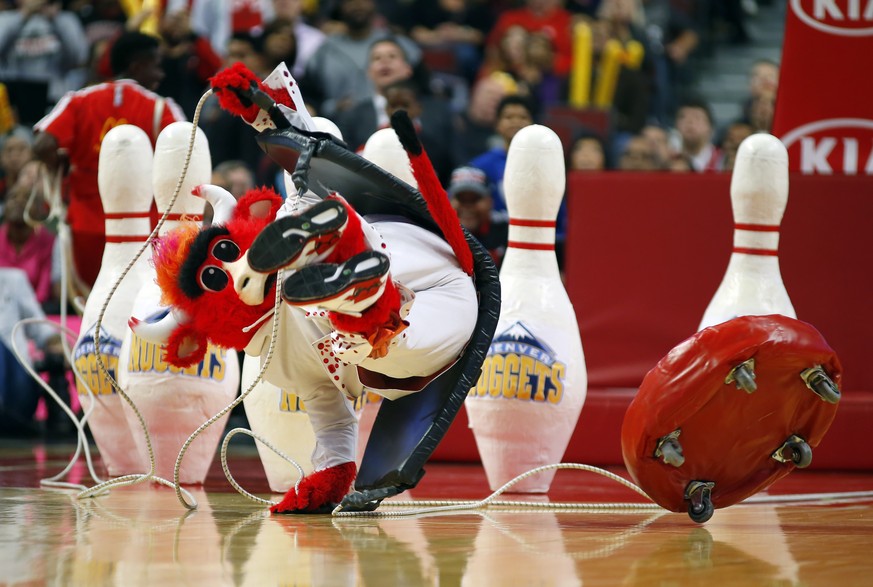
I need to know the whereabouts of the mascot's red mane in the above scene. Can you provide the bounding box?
[153,223,199,309]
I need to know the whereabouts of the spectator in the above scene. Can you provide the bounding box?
[399,0,494,84]
[469,94,536,218]
[709,0,750,45]
[447,165,507,267]
[640,123,673,169]
[0,0,89,103]
[167,0,271,59]
[205,160,257,223]
[667,151,693,172]
[0,267,64,437]
[332,38,456,182]
[746,91,775,133]
[481,0,574,79]
[595,0,651,139]
[741,59,779,123]
[267,0,327,78]
[301,0,422,118]
[720,121,753,171]
[75,0,127,41]
[478,24,527,81]
[568,130,609,171]
[0,127,33,202]
[31,31,185,288]
[454,72,516,164]
[642,0,701,125]
[518,31,566,118]
[199,31,278,191]
[156,7,224,119]
[212,160,256,200]
[259,17,299,73]
[0,183,59,310]
[673,97,721,172]
[617,134,660,170]
[224,31,269,78]
[468,92,571,269]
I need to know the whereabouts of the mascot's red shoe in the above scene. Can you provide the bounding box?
[271,462,357,514]
[621,314,841,523]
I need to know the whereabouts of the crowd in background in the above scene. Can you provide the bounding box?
[0,0,780,435]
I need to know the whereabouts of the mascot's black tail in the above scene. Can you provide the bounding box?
[390,111,474,276]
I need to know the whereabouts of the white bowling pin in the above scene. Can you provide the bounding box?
[699,133,795,330]
[466,125,588,493]
[119,122,240,484]
[72,124,154,476]
[240,354,316,493]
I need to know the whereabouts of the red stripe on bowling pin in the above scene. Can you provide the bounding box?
[732,247,779,256]
[510,219,556,228]
[732,223,781,255]
[734,223,780,232]
[507,219,557,250]
[105,212,152,219]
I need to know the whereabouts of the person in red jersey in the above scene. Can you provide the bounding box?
[481,0,574,78]
[31,31,185,288]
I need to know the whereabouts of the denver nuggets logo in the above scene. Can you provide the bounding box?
[73,325,122,395]
[279,389,306,412]
[126,333,229,380]
[352,391,382,412]
[471,322,566,404]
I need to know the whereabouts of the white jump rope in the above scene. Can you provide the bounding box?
[15,89,873,519]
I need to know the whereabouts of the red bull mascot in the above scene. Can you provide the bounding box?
[131,62,499,513]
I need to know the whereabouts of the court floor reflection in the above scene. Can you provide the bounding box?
[3,484,872,586]
[1,444,873,586]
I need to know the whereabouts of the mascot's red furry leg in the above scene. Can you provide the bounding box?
[270,461,357,514]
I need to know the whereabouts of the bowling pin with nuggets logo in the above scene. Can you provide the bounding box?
[466,125,588,493]
[72,125,153,476]
[119,122,240,484]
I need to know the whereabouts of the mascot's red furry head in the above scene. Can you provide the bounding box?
[131,186,283,367]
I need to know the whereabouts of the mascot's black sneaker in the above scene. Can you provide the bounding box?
[248,199,348,273]
[281,251,390,314]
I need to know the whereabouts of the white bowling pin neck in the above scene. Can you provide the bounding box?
[99,125,154,243]
[729,133,788,262]
[153,122,211,233]
[731,133,788,227]
[699,133,795,329]
[502,125,565,276]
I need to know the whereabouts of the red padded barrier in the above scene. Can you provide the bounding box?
[432,172,873,469]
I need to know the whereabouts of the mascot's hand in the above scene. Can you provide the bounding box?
[209,62,263,123]
[210,63,296,125]
[271,461,357,514]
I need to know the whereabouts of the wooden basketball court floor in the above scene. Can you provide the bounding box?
[1,439,872,586]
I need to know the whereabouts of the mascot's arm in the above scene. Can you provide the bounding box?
[271,462,357,514]
[209,62,294,124]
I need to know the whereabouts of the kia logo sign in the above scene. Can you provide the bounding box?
[781,118,873,174]
[791,0,873,35]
